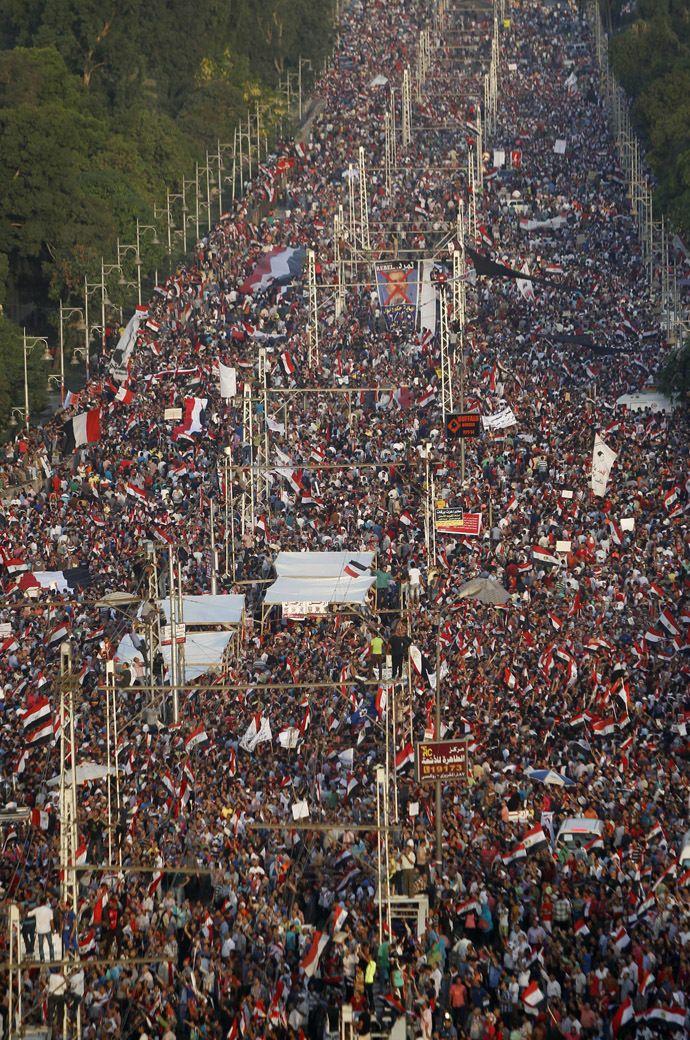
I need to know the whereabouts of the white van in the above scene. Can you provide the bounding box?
[556,817,604,847]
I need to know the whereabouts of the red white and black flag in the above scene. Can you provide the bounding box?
[64,408,101,451]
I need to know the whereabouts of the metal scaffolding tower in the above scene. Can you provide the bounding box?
[467,149,477,244]
[402,68,412,150]
[358,147,371,253]
[347,162,357,275]
[242,381,255,535]
[384,112,393,197]
[390,88,398,167]
[437,276,453,426]
[307,249,320,367]
[334,207,347,318]
[59,642,83,1039]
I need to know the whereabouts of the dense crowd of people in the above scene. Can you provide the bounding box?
[1,0,690,1039]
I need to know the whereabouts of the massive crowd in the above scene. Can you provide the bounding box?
[1,0,690,1039]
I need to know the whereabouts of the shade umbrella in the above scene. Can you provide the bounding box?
[455,577,511,605]
[526,768,575,787]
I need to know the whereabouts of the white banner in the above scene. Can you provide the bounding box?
[418,259,437,337]
[109,306,148,380]
[520,216,567,232]
[240,716,273,753]
[482,407,517,430]
[591,434,617,497]
[218,361,237,399]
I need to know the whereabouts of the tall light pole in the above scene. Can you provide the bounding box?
[298,57,312,122]
[118,219,160,305]
[58,303,85,405]
[22,329,51,429]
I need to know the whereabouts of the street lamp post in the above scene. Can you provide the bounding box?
[83,261,121,381]
[298,58,312,122]
[118,219,160,305]
[22,329,51,429]
[58,302,85,405]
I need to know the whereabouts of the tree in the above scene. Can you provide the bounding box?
[658,335,690,401]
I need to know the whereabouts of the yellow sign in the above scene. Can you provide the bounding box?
[504,18,510,28]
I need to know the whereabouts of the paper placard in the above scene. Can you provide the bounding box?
[561,489,573,499]
[620,517,635,531]
[554,139,567,155]
[408,802,419,817]
[0,622,12,638]
[556,541,572,554]
[164,408,182,421]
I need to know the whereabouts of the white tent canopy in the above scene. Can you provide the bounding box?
[273,551,375,578]
[116,630,234,682]
[161,631,234,682]
[264,575,375,606]
[48,763,116,787]
[153,594,245,627]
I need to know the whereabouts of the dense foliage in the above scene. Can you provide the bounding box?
[608,0,690,234]
[0,0,335,426]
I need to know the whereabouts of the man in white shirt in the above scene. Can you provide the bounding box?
[28,900,54,962]
[400,840,416,897]
[408,565,423,604]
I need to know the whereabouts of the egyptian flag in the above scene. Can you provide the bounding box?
[382,995,407,1017]
[64,407,101,450]
[300,931,329,978]
[639,971,655,997]
[2,826,18,851]
[331,905,349,934]
[115,385,135,405]
[336,865,360,891]
[547,612,562,631]
[185,725,210,752]
[395,742,415,771]
[280,352,296,377]
[256,515,269,539]
[522,824,548,854]
[522,981,544,1012]
[63,564,92,589]
[92,889,108,925]
[592,717,616,737]
[642,1008,686,1029]
[659,609,680,637]
[344,559,368,578]
[532,546,560,567]
[148,870,164,898]
[612,925,630,950]
[183,397,208,434]
[574,919,590,938]
[22,696,52,732]
[611,998,634,1038]
[504,668,517,689]
[46,623,69,646]
[126,482,149,505]
[31,808,53,831]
